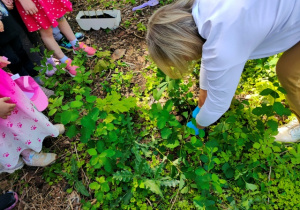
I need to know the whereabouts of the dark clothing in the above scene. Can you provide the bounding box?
[0,36,38,77]
[9,6,44,65]
[0,2,21,46]
[9,6,45,50]
[0,191,17,210]
[0,1,37,77]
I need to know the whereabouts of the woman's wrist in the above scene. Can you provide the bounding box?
[197,123,205,129]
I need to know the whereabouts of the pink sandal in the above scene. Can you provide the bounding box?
[54,124,65,135]
[73,42,96,57]
[65,58,78,77]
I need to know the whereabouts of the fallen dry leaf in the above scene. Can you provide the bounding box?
[126,46,134,57]
[137,56,145,63]
[111,49,126,60]
[117,31,126,38]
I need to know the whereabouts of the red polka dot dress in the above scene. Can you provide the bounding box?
[15,0,73,32]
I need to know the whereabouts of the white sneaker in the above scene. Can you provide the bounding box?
[54,124,65,135]
[40,86,55,98]
[274,118,300,143]
[22,151,57,167]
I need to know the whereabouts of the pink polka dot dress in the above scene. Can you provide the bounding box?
[0,69,59,169]
[15,0,73,32]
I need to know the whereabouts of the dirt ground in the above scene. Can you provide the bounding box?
[0,1,158,209]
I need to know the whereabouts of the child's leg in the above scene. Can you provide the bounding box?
[52,26,64,42]
[40,27,81,76]
[0,38,37,77]
[39,27,65,59]
[10,36,37,77]
[0,42,25,75]
[57,17,96,57]
[57,17,76,42]
[39,27,79,76]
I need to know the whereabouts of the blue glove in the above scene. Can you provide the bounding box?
[187,121,200,135]
[192,106,200,118]
[187,106,204,135]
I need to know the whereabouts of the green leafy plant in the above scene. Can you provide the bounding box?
[57,157,90,196]
[40,38,299,209]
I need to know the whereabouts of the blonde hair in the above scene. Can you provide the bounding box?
[146,0,203,79]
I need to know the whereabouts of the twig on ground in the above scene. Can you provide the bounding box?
[123,62,136,67]
[20,200,30,209]
[170,188,180,210]
[268,166,272,204]
[74,144,90,193]
[91,199,97,205]
[280,150,289,156]
[133,32,144,39]
[146,198,152,207]
[119,26,144,39]
[67,197,74,210]
[105,69,112,81]
[40,193,44,210]
[20,172,28,181]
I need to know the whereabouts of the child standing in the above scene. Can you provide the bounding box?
[0,66,65,173]
[12,0,96,77]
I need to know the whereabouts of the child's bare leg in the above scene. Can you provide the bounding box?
[39,27,65,59]
[39,27,78,76]
[57,16,96,57]
[57,17,76,42]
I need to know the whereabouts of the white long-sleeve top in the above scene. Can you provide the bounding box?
[192,0,300,127]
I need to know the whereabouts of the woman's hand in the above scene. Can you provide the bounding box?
[2,0,14,10]
[18,0,38,15]
[0,21,4,32]
[0,56,10,68]
[0,97,16,119]
[197,89,207,129]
